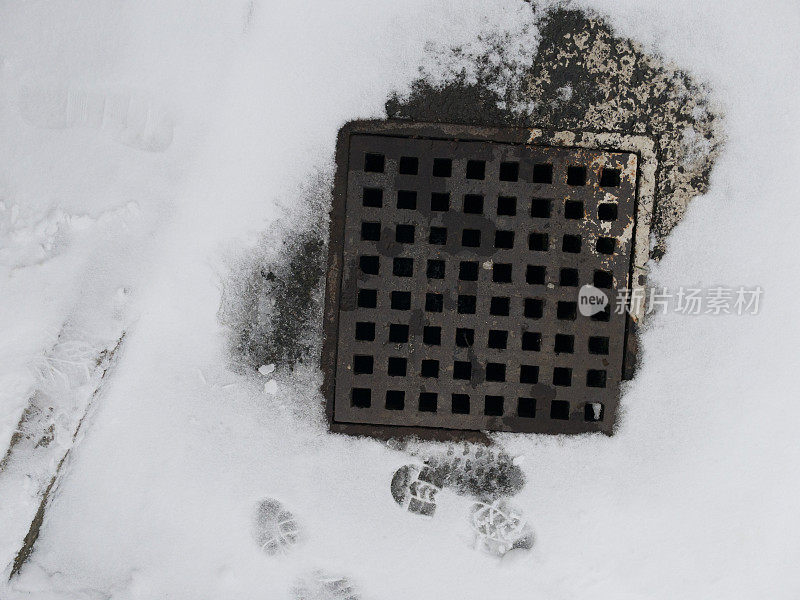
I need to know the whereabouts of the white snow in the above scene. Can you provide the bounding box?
[1,0,799,599]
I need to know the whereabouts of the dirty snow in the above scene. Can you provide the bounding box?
[1,0,799,599]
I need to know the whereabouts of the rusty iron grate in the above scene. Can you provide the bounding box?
[323,122,639,437]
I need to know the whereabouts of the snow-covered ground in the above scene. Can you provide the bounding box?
[1,1,799,598]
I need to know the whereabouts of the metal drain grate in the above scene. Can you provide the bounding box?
[323,122,640,437]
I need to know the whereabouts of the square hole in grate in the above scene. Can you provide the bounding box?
[330,128,640,436]
[352,387,371,408]
[592,306,611,322]
[499,162,519,181]
[364,153,384,172]
[559,268,579,287]
[423,326,441,345]
[486,363,506,382]
[453,360,472,380]
[418,392,438,412]
[395,224,415,244]
[387,357,407,376]
[389,323,409,343]
[557,301,578,320]
[463,194,484,214]
[594,270,613,289]
[531,198,552,218]
[466,160,485,180]
[562,234,581,253]
[353,354,373,374]
[600,168,621,187]
[398,156,418,175]
[524,298,544,319]
[586,369,607,388]
[567,166,587,186]
[459,261,478,281]
[427,259,445,279]
[522,331,541,351]
[554,334,574,354]
[588,336,609,355]
[358,289,377,308]
[484,395,504,416]
[488,330,508,349]
[565,200,584,219]
[386,390,405,410]
[495,230,515,249]
[456,328,474,347]
[421,359,440,378]
[355,321,375,341]
[393,257,413,277]
[431,192,450,211]
[391,291,411,310]
[432,158,451,177]
[497,196,517,215]
[490,296,510,316]
[597,237,616,254]
[527,265,546,285]
[529,233,549,251]
[550,400,570,420]
[425,293,443,313]
[429,227,447,245]
[492,263,512,283]
[361,222,381,241]
[520,365,539,384]
[360,255,379,275]
[553,367,572,386]
[518,397,536,418]
[458,295,477,314]
[363,187,383,207]
[585,402,605,422]
[533,163,553,183]
[462,228,481,247]
[452,394,470,414]
[397,190,417,210]
[598,203,618,221]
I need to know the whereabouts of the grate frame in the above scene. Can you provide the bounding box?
[322,120,657,439]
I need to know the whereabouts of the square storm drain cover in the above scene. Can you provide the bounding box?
[323,121,640,437]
